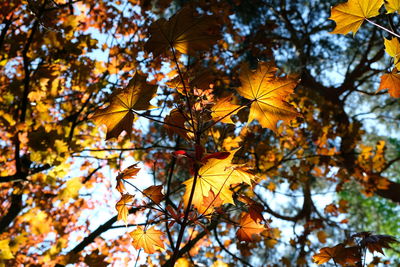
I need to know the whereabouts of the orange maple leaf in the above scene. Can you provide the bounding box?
[145,7,221,56]
[129,226,165,254]
[115,194,134,224]
[91,73,157,140]
[237,61,299,132]
[236,213,265,242]
[378,69,400,98]
[143,185,164,204]
[116,163,141,194]
[313,243,360,265]
[329,0,383,35]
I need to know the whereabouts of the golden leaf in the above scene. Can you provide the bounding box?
[115,194,134,224]
[384,37,400,69]
[183,149,254,211]
[91,73,157,140]
[329,0,383,35]
[210,96,242,124]
[385,0,400,13]
[237,62,299,132]
[129,226,164,254]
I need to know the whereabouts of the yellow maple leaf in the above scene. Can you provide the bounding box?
[145,7,221,56]
[378,68,400,98]
[237,61,299,132]
[183,149,254,212]
[129,226,164,254]
[329,0,383,35]
[384,37,400,69]
[0,239,14,260]
[385,0,400,13]
[91,73,157,140]
[115,194,134,224]
[210,96,243,124]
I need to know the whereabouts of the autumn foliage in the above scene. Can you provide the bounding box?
[1,0,400,266]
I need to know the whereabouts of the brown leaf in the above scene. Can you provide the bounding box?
[143,185,164,204]
[353,232,398,255]
[145,7,221,56]
[313,243,360,265]
[116,163,141,194]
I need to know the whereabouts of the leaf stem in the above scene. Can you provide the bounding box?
[366,18,400,38]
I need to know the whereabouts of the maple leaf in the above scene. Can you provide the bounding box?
[384,37,400,69]
[378,69,400,98]
[210,96,243,124]
[116,163,140,194]
[145,7,221,56]
[385,0,400,13]
[329,0,383,35]
[129,226,165,254]
[91,73,157,140]
[200,189,224,215]
[143,185,164,204]
[115,194,134,224]
[183,149,254,211]
[237,61,299,132]
[312,243,360,265]
[353,231,398,255]
[164,108,190,139]
[236,213,265,242]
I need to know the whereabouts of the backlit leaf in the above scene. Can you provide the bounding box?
[237,61,299,132]
[143,185,164,204]
[378,69,400,98]
[210,96,243,124]
[384,37,400,69]
[115,194,134,224]
[236,213,265,242]
[145,7,221,56]
[91,73,157,140]
[129,226,165,254]
[313,243,360,265]
[183,149,254,211]
[329,0,383,35]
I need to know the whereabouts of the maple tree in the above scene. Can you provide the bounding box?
[1,0,400,266]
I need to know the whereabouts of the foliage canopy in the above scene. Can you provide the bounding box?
[1,0,400,266]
